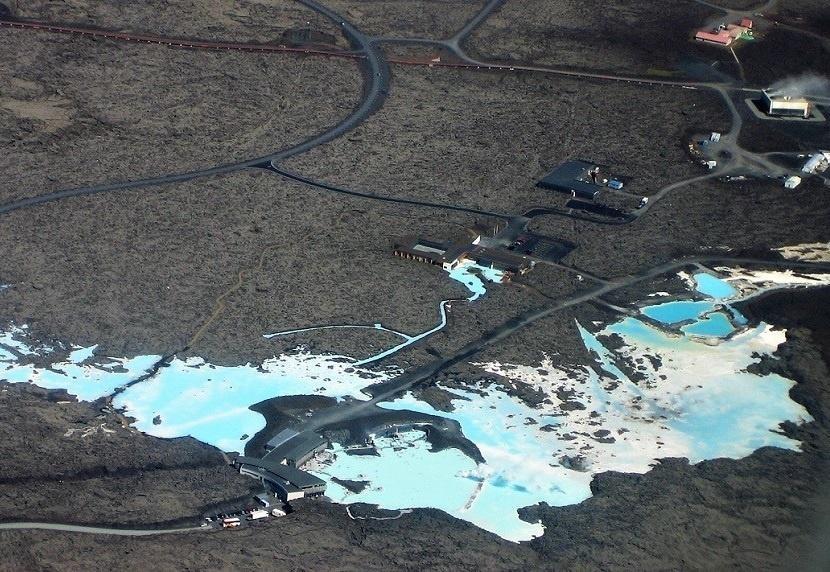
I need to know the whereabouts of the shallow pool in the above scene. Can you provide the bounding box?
[0,267,819,542]
[681,311,735,337]
[693,272,737,299]
[641,300,714,324]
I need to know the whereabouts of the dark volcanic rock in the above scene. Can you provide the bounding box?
[331,477,370,494]
[0,382,258,526]
[521,286,830,570]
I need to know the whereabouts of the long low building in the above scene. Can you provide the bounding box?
[392,236,468,270]
[394,232,534,278]
[271,431,329,468]
[235,456,327,501]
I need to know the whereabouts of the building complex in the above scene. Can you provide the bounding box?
[393,230,534,278]
[695,18,753,46]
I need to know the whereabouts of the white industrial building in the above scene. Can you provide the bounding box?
[784,175,802,189]
[761,90,811,119]
[802,151,830,175]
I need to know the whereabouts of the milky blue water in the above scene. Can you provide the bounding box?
[590,318,806,449]
[681,312,735,337]
[640,273,742,337]
[447,262,504,302]
[694,273,737,298]
[0,267,817,542]
[0,345,161,402]
[113,354,393,452]
[641,300,715,324]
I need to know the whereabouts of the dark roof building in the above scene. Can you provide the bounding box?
[274,432,329,468]
[470,247,533,275]
[393,236,468,270]
[265,428,299,451]
[235,455,327,501]
[537,160,603,200]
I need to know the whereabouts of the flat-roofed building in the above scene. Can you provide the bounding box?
[278,432,329,468]
[695,29,734,45]
[537,160,603,200]
[695,19,753,46]
[235,456,327,501]
[761,90,811,119]
[393,236,468,270]
[470,247,534,276]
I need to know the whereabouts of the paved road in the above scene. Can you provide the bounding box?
[271,166,509,219]
[2,0,829,528]
[448,0,506,45]
[0,0,389,216]
[301,255,830,432]
[0,522,203,536]
[0,0,784,218]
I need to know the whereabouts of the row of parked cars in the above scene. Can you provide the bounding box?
[204,506,288,529]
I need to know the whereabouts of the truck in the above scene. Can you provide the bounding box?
[271,508,287,517]
[222,517,241,529]
[248,510,269,521]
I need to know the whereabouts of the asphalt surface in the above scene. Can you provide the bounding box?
[271,166,508,219]
[0,0,795,218]
[0,0,389,216]
[0,522,203,536]
[2,0,829,539]
[302,255,830,433]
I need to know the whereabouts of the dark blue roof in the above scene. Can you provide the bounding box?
[537,160,601,199]
[236,456,325,489]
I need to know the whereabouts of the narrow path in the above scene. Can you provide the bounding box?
[265,323,411,341]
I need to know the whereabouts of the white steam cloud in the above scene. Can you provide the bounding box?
[767,73,830,99]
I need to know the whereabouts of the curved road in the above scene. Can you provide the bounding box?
[0,0,787,217]
[0,0,389,216]
[2,0,829,532]
[0,522,203,536]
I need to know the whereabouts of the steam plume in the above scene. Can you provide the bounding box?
[767,73,830,98]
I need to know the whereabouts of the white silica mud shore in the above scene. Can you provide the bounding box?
[0,267,826,541]
[774,242,830,262]
[314,270,823,541]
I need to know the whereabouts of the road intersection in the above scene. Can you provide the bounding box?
[0,0,827,538]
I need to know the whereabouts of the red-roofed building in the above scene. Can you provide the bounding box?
[695,29,734,45]
[740,18,753,28]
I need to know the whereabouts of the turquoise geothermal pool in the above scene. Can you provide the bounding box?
[0,271,814,540]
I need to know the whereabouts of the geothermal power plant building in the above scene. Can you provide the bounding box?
[761,90,811,119]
